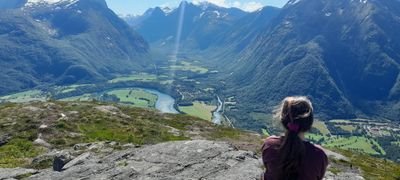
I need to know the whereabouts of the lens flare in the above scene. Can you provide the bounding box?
[169,2,186,81]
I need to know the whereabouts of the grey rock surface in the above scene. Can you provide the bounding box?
[27,140,263,180]
[0,168,38,179]
[61,152,91,170]
[324,172,365,180]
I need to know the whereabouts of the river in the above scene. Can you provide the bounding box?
[212,96,223,124]
[147,89,224,122]
[140,88,179,114]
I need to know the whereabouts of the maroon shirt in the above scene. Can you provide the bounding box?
[262,136,328,180]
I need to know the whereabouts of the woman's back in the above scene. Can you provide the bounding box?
[262,136,328,180]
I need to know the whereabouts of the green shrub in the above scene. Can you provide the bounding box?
[0,139,44,168]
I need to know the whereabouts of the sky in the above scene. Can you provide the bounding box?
[105,0,289,16]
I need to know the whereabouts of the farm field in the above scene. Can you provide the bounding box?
[169,61,208,74]
[323,136,385,155]
[105,89,158,108]
[108,73,158,83]
[306,134,386,155]
[56,84,94,94]
[337,125,357,132]
[59,94,95,101]
[313,120,330,135]
[0,90,47,103]
[179,101,216,121]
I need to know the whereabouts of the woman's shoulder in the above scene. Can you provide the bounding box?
[265,135,282,144]
[305,141,328,159]
[262,136,282,150]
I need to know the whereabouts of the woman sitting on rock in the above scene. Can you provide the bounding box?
[262,96,328,180]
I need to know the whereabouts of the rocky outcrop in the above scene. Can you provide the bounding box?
[0,168,38,179]
[0,134,11,146]
[4,140,263,180]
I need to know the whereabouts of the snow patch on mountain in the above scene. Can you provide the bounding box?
[161,7,174,15]
[213,10,221,18]
[287,0,301,5]
[350,0,368,4]
[25,0,78,7]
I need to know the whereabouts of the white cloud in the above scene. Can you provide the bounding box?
[160,0,182,8]
[192,0,228,7]
[232,1,241,7]
[192,0,264,12]
[240,1,263,12]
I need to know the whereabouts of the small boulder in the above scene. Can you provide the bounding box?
[0,134,11,146]
[33,138,52,148]
[94,105,130,118]
[95,105,120,115]
[53,151,74,172]
[39,124,48,129]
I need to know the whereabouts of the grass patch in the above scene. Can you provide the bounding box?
[262,129,271,137]
[108,73,157,83]
[59,94,95,101]
[338,125,356,132]
[0,139,45,168]
[169,61,208,74]
[0,90,47,103]
[105,89,157,108]
[328,167,342,175]
[56,84,93,94]
[313,120,330,135]
[208,127,241,139]
[306,134,386,156]
[323,136,385,155]
[306,133,325,142]
[53,106,190,146]
[0,101,261,168]
[179,101,216,121]
[338,150,400,180]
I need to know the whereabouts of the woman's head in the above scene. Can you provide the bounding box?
[275,96,314,180]
[277,96,314,134]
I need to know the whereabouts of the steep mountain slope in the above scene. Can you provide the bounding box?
[0,0,25,9]
[206,6,281,66]
[226,0,400,126]
[0,0,149,95]
[129,1,248,50]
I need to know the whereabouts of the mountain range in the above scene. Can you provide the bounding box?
[0,0,149,95]
[225,0,400,128]
[128,0,400,129]
[127,1,249,51]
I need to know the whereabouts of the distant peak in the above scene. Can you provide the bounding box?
[24,0,107,7]
[143,7,165,17]
[25,0,78,6]
[192,0,220,9]
[161,6,174,14]
[287,0,302,5]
